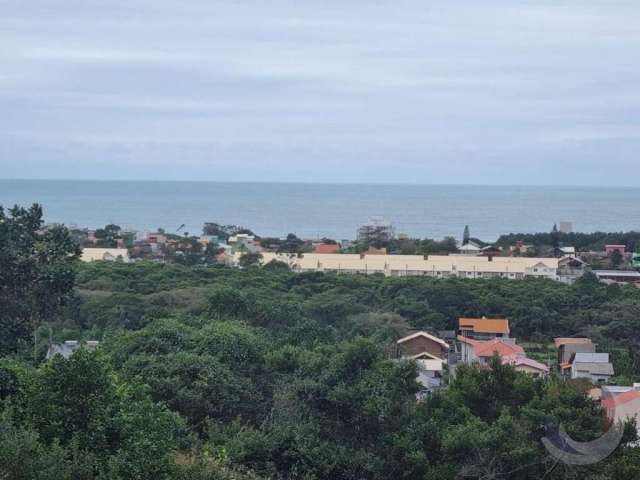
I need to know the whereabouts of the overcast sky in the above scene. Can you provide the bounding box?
[1,0,639,185]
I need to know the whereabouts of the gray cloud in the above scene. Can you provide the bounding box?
[1,0,639,185]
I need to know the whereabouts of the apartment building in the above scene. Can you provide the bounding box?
[252,252,568,281]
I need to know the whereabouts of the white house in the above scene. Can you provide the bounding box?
[571,352,614,383]
[459,241,482,256]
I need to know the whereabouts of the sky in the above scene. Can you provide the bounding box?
[1,0,640,185]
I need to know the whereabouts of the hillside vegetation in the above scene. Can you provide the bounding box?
[2,206,640,479]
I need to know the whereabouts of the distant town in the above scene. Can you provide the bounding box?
[68,216,640,285]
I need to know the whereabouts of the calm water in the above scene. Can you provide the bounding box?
[1,180,639,241]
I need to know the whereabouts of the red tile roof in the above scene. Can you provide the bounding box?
[457,336,524,358]
[602,390,640,409]
[475,339,524,358]
[313,243,340,254]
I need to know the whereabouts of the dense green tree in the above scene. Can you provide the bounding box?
[239,252,263,268]
[0,204,80,355]
[14,348,181,479]
[611,249,624,268]
[94,223,122,248]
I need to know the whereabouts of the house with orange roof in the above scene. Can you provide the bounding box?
[457,336,524,365]
[456,335,551,378]
[458,317,510,340]
[602,388,640,442]
[554,337,596,366]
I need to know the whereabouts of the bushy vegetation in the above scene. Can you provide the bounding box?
[2,205,640,479]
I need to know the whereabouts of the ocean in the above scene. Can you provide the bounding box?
[1,179,639,241]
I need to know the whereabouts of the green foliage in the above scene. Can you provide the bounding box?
[0,204,80,355]
[238,252,263,268]
[3,208,640,478]
[1,349,181,479]
[497,230,640,253]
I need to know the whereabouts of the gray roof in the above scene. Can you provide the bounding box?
[593,270,640,278]
[602,386,634,395]
[573,352,609,363]
[574,362,614,376]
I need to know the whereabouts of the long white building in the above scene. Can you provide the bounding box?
[245,252,583,281]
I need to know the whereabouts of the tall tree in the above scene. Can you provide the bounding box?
[611,249,624,269]
[550,223,560,256]
[0,204,80,355]
[463,225,470,245]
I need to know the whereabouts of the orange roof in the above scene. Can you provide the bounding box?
[474,339,524,358]
[602,390,640,409]
[554,337,592,348]
[313,243,340,254]
[459,318,509,334]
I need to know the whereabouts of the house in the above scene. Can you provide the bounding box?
[46,340,99,360]
[81,248,130,263]
[228,234,262,254]
[415,359,445,397]
[459,241,482,256]
[457,336,523,365]
[525,261,558,280]
[146,232,167,245]
[480,245,502,257]
[602,388,640,442]
[510,241,534,255]
[554,338,596,365]
[593,270,640,284]
[456,336,548,377]
[571,352,614,383]
[473,338,524,363]
[559,246,576,258]
[605,245,626,256]
[397,331,449,360]
[396,332,448,396]
[458,317,510,340]
[313,243,340,254]
[557,256,588,284]
[502,355,549,378]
